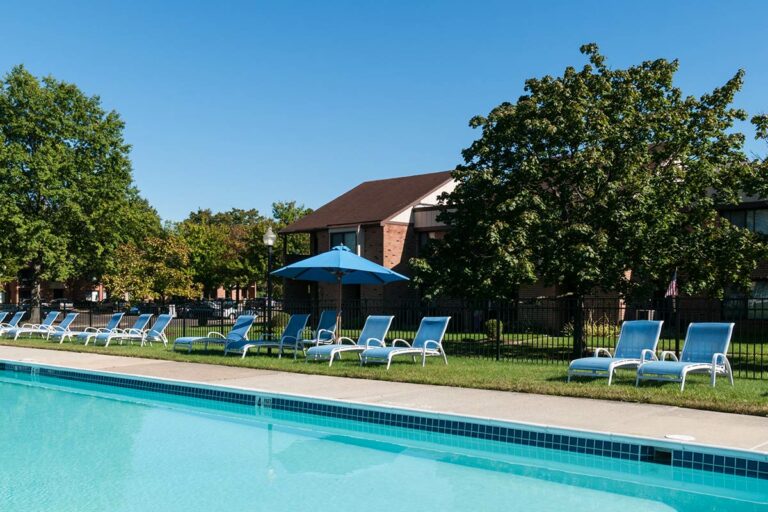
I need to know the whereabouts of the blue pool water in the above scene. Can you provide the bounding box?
[1,370,766,512]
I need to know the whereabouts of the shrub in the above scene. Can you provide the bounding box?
[561,315,620,338]
[484,319,504,341]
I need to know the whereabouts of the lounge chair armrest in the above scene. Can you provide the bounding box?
[392,338,411,347]
[422,339,441,350]
[20,323,37,329]
[594,347,613,358]
[317,329,335,339]
[640,349,658,362]
[660,351,678,361]
[95,327,113,333]
[364,337,385,347]
[82,327,100,333]
[337,336,357,345]
[281,335,298,345]
[124,328,145,335]
[712,353,729,367]
[206,331,226,338]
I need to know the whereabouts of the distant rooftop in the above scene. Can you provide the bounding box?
[280,170,453,233]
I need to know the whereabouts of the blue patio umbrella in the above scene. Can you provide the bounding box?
[271,245,409,329]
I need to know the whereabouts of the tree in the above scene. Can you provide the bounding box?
[0,65,154,319]
[179,208,268,299]
[103,234,199,301]
[178,203,312,299]
[272,200,313,260]
[412,44,768,355]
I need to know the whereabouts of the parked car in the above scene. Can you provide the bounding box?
[177,302,218,320]
[212,300,239,320]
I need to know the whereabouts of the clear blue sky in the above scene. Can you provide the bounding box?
[3,1,767,220]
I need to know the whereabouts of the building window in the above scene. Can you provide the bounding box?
[330,231,356,250]
[722,209,768,235]
[418,231,440,254]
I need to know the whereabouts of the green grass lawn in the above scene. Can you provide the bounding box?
[1,335,766,417]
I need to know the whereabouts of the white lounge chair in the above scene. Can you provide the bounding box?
[361,316,450,369]
[306,315,393,366]
[5,311,60,340]
[0,311,24,336]
[567,320,663,385]
[636,322,735,391]
[44,312,80,341]
[63,312,125,345]
[90,314,153,347]
[173,315,255,353]
[224,314,309,359]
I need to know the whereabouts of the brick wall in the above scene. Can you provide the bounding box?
[382,223,420,301]
[361,226,384,300]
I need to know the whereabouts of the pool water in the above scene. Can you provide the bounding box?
[0,371,766,512]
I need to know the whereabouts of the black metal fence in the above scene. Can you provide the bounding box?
[2,296,766,379]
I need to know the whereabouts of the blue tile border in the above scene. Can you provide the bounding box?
[2,361,766,480]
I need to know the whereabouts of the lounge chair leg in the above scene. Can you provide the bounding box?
[567,372,571,383]
[442,352,448,365]
[386,357,392,370]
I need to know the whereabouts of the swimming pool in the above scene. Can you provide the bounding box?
[1,362,766,512]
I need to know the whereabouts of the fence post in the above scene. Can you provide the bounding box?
[572,295,585,359]
[220,298,224,334]
[495,300,501,361]
[674,297,680,357]
[89,303,93,328]
[182,304,187,338]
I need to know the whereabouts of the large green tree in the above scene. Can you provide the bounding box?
[179,202,312,299]
[0,65,156,318]
[103,234,199,301]
[413,44,768,354]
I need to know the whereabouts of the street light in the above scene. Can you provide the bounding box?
[263,227,277,337]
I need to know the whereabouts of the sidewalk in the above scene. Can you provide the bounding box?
[2,345,767,454]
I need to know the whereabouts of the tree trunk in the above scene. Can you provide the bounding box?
[572,293,586,359]
[30,261,43,324]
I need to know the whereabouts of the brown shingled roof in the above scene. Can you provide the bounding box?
[280,170,454,233]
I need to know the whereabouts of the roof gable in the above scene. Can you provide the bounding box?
[281,171,453,233]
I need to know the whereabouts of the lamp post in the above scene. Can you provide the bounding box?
[263,227,277,337]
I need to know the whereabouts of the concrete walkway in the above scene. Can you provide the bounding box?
[2,346,767,455]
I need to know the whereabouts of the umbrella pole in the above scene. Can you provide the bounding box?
[336,273,343,336]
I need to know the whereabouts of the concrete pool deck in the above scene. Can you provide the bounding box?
[2,345,767,455]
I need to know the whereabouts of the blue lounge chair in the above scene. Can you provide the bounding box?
[0,311,23,335]
[0,312,9,325]
[567,320,663,385]
[224,314,310,359]
[44,312,80,341]
[133,314,173,347]
[173,315,256,353]
[361,316,450,369]
[91,314,153,347]
[306,315,393,366]
[293,310,337,358]
[66,312,125,345]
[636,322,735,391]
[0,311,25,336]
[5,311,60,340]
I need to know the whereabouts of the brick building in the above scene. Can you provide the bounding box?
[280,171,456,303]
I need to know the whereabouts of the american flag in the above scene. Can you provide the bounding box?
[665,270,678,298]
